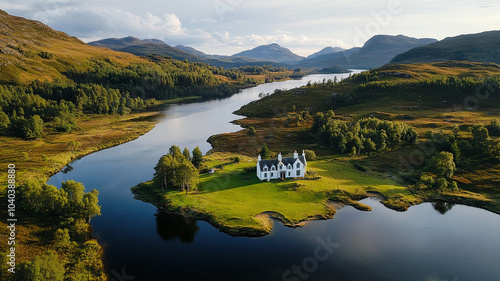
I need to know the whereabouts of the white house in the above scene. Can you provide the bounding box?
[257,150,307,181]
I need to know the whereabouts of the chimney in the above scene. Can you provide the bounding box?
[258,155,262,162]
[278,152,282,162]
[302,150,305,157]
[293,150,298,159]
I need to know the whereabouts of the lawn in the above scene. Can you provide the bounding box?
[138,153,410,236]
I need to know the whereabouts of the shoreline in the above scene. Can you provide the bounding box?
[135,188,500,237]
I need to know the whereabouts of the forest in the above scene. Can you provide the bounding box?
[333,71,500,107]
[0,56,290,139]
[312,112,419,155]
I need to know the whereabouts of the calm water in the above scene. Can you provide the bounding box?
[48,73,500,281]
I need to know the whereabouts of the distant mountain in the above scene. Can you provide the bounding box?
[89,37,202,62]
[89,38,284,67]
[88,36,163,49]
[175,45,208,58]
[307,47,345,59]
[299,35,437,69]
[232,43,304,63]
[391,30,500,64]
[118,43,202,62]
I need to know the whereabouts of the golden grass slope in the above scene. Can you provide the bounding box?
[0,9,149,84]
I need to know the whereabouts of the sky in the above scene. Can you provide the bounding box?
[1,0,499,56]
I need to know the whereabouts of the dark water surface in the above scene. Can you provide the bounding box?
[48,74,500,281]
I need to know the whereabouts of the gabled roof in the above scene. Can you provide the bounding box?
[258,156,306,170]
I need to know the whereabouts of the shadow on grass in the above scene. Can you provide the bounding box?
[120,113,164,123]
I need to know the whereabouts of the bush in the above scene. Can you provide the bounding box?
[247,126,256,136]
[449,181,459,191]
[353,163,367,172]
[304,150,317,161]
[486,119,500,136]
[434,177,448,191]
[419,174,435,188]
[244,166,257,173]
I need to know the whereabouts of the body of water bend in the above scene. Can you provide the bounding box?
[48,73,500,281]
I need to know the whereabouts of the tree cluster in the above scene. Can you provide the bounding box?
[3,180,105,280]
[414,125,500,192]
[154,145,201,194]
[0,57,289,139]
[312,112,418,155]
[334,75,500,108]
[17,180,101,223]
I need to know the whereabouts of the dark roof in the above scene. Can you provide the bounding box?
[258,156,306,170]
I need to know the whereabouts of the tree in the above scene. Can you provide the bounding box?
[434,177,448,191]
[0,110,10,133]
[82,190,101,223]
[183,147,191,161]
[175,158,199,194]
[259,144,270,159]
[154,154,176,189]
[168,145,182,157]
[54,228,71,248]
[363,138,377,153]
[13,251,65,281]
[405,127,419,145]
[432,151,456,179]
[191,146,203,169]
[486,119,500,136]
[62,180,85,213]
[471,125,491,152]
[155,149,200,194]
[247,126,256,136]
[19,115,44,139]
[304,150,317,161]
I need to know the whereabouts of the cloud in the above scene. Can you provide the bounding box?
[32,6,186,41]
[4,0,498,56]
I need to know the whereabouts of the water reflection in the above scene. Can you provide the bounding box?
[432,201,454,214]
[155,212,199,242]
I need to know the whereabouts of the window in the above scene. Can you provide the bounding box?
[271,166,276,171]
[263,167,268,171]
[264,173,267,178]
[288,172,291,177]
[296,170,300,176]
[296,163,301,168]
[271,172,274,177]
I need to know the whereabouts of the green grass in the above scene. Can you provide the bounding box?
[135,153,411,236]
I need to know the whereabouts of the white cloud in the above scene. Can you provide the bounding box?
[1,0,499,56]
[32,6,187,42]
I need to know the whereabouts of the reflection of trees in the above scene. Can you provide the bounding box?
[432,201,454,214]
[62,164,73,173]
[155,212,200,243]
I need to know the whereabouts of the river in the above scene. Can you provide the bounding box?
[48,73,500,281]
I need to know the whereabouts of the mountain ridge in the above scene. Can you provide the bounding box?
[307,47,345,59]
[391,30,500,64]
[298,35,437,69]
[232,43,304,63]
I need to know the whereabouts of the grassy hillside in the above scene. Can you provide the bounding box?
[237,61,500,118]
[391,30,500,64]
[0,10,150,85]
[209,61,500,217]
